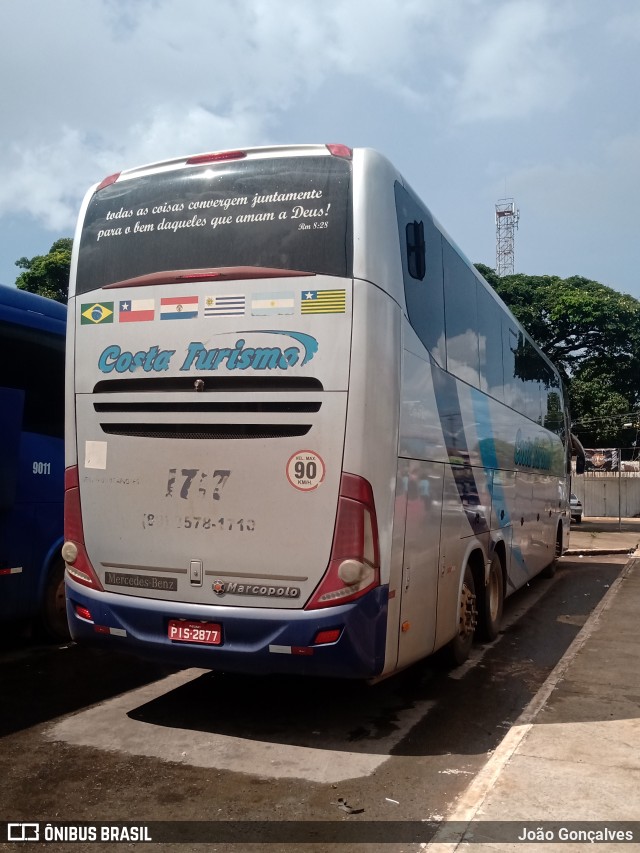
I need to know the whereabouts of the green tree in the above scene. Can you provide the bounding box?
[15,238,72,304]
[475,264,640,447]
[567,366,632,446]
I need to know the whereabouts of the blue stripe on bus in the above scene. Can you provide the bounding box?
[431,362,489,534]
[471,388,528,582]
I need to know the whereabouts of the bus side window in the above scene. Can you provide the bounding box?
[503,324,523,411]
[477,284,505,403]
[0,388,23,510]
[442,240,480,387]
[0,321,65,439]
[395,182,445,366]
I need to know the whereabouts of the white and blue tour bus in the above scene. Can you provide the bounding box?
[63,144,570,678]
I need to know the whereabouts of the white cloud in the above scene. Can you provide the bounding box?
[1,0,639,302]
[1,0,443,227]
[506,128,640,218]
[0,128,103,232]
[0,0,317,226]
[0,106,267,232]
[123,104,267,170]
[494,127,640,288]
[452,0,578,122]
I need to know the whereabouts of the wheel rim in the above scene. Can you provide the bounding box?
[488,566,501,622]
[459,580,477,638]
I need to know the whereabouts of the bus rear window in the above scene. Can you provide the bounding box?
[76,155,352,293]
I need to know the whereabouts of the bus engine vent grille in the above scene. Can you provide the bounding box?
[99,423,312,440]
[93,377,324,393]
[94,401,321,414]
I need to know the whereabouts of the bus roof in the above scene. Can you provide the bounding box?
[105,143,351,185]
[0,285,66,334]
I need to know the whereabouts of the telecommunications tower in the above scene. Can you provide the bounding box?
[495,198,519,277]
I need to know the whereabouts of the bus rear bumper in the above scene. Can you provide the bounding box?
[65,578,389,679]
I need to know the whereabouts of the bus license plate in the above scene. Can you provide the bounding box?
[168,620,222,645]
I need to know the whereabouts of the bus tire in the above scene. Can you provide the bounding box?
[541,526,562,579]
[479,552,503,641]
[40,558,70,641]
[446,565,477,667]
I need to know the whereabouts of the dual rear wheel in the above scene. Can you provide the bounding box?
[480,553,504,642]
[447,528,563,666]
[447,552,504,666]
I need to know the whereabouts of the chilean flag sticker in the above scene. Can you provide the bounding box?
[160,296,199,320]
[119,298,155,322]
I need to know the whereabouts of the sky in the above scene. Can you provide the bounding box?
[1,0,639,298]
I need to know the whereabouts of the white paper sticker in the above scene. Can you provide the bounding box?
[85,440,108,470]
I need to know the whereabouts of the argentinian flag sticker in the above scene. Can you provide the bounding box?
[81,302,114,324]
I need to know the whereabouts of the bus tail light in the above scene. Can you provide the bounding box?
[63,466,104,591]
[74,604,93,621]
[326,144,352,159]
[186,150,247,165]
[305,473,380,610]
[313,628,342,645]
[96,172,120,191]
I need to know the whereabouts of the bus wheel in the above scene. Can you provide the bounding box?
[40,559,70,641]
[479,553,503,641]
[541,526,562,579]
[446,565,477,666]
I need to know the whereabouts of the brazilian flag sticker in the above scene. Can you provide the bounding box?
[81,302,114,324]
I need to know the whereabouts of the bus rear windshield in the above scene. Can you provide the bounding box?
[76,155,353,293]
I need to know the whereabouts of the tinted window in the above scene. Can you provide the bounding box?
[543,387,564,435]
[503,324,525,411]
[443,240,479,386]
[0,321,65,438]
[395,183,445,364]
[521,337,542,422]
[77,156,352,293]
[477,285,505,401]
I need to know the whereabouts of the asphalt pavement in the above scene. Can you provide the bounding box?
[430,518,640,851]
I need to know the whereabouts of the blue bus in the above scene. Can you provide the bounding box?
[0,284,68,639]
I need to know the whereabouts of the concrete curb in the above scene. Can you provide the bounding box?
[564,548,636,556]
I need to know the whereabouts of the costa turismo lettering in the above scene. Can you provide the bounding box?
[97,331,318,373]
[514,429,553,471]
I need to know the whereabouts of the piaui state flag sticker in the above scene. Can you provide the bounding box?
[81,303,114,324]
[301,289,346,314]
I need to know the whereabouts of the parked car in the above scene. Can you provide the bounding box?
[570,493,583,524]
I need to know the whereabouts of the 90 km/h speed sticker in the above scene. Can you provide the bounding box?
[286,450,326,491]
